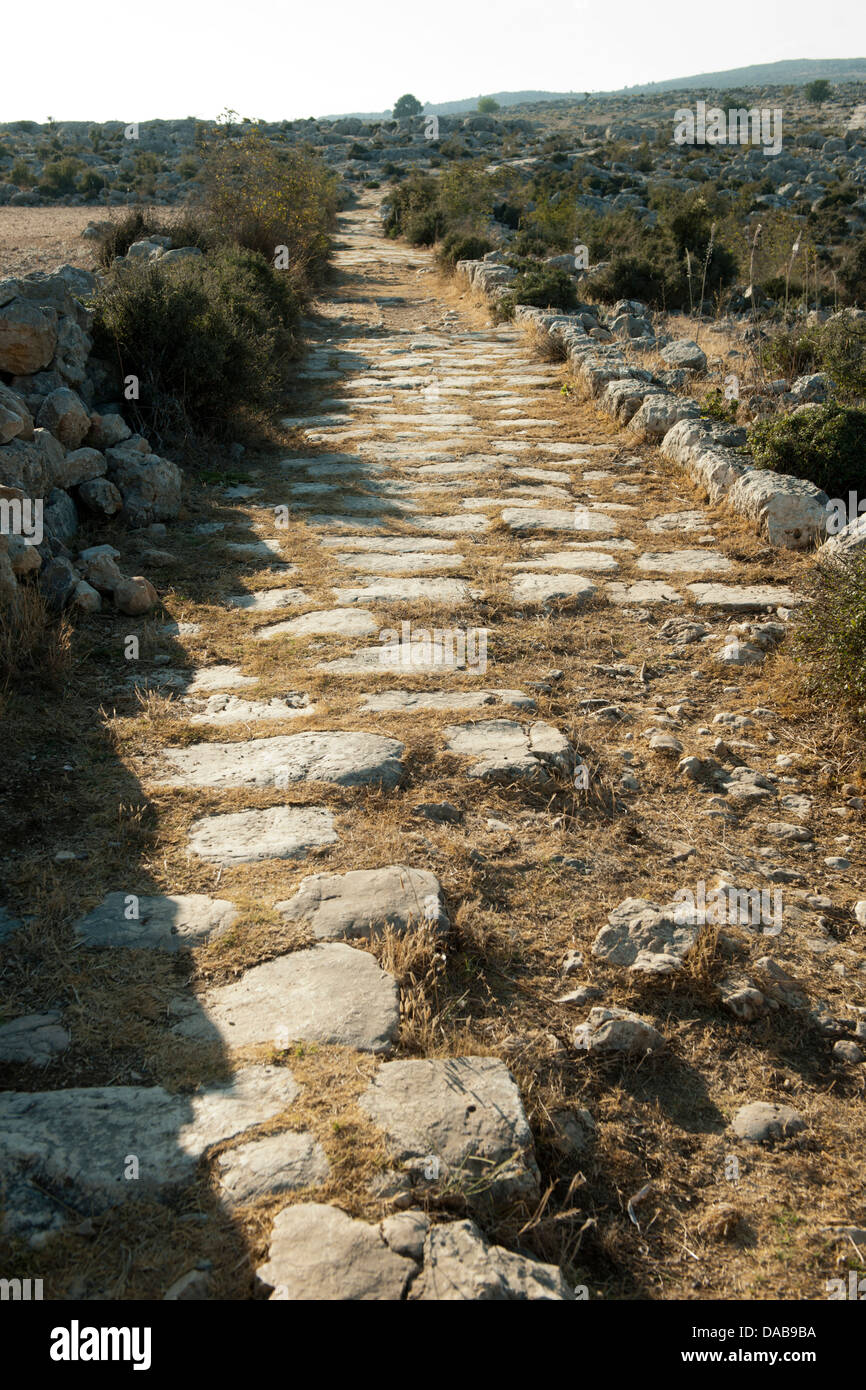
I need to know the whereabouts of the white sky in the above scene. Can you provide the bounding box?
[2,0,865,124]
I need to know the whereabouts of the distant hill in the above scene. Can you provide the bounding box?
[322,58,866,120]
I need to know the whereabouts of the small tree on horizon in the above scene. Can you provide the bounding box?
[805,79,832,103]
[393,94,423,120]
[478,96,500,113]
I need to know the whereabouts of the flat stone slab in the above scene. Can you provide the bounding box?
[509,573,596,606]
[332,551,465,574]
[0,1067,296,1242]
[636,550,732,574]
[502,508,618,535]
[505,550,619,573]
[444,719,572,784]
[406,514,489,534]
[226,589,306,612]
[172,943,399,1054]
[410,1220,575,1301]
[216,1131,329,1206]
[647,511,711,533]
[275,866,448,941]
[256,1203,416,1300]
[253,608,379,640]
[592,897,700,974]
[318,646,486,676]
[333,578,474,604]
[687,584,801,611]
[157,732,404,789]
[320,536,457,552]
[186,693,315,726]
[187,806,339,865]
[74,892,238,950]
[359,1056,540,1203]
[225,538,286,561]
[187,666,258,694]
[606,581,683,605]
[358,689,534,713]
[0,1012,70,1065]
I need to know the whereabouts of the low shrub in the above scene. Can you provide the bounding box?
[437,232,492,267]
[498,264,578,317]
[200,126,336,280]
[748,402,866,496]
[92,246,301,442]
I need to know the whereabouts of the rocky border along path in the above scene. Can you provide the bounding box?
[3,193,864,1301]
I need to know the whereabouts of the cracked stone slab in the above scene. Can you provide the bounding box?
[216,1131,329,1206]
[186,693,316,726]
[319,536,457,553]
[0,1067,296,1242]
[157,731,404,789]
[502,508,618,535]
[444,719,572,784]
[509,573,597,606]
[636,550,732,574]
[253,608,379,640]
[171,943,399,1054]
[606,581,683,605]
[187,806,339,866]
[358,689,534,713]
[410,1220,575,1301]
[0,1012,70,1065]
[359,1057,540,1203]
[74,892,238,950]
[256,1203,417,1300]
[318,646,486,675]
[226,588,306,612]
[275,865,448,940]
[687,584,802,611]
[405,514,489,534]
[332,550,465,574]
[647,511,712,533]
[505,550,619,573]
[592,897,701,973]
[333,578,475,604]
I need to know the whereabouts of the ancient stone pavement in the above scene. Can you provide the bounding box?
[3,195,864,1301]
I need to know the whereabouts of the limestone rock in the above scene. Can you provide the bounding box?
[256,1203,416,1300]
[410,1220,575,1301]
[275,865,448,940]
[730,1102,805,1142]
[74,892,238,951]
[158,731,404,790]
[172,943,399,1054]
[359,1056,540,1203]
[216,1131,329,1205]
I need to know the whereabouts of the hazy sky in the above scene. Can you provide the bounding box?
[3,0,865,123]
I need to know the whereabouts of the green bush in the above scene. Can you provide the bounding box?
[92,246,301,442]
[748,403,866,496]
[760,319,866,403]
[795,551,866,724]
[38,158,82,195]
[498,264,578,317]
[437,231,492,267]
[383,172,445,244]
